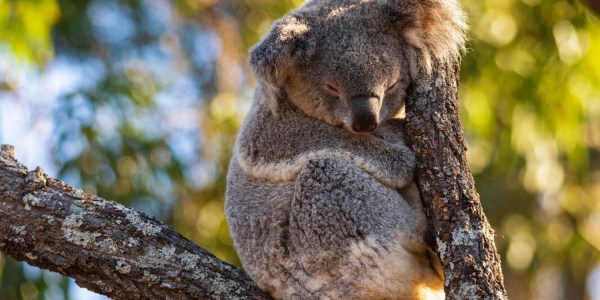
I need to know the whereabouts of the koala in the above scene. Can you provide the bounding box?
[225,0,466,299]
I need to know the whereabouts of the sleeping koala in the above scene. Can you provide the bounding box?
[225,0,466,299]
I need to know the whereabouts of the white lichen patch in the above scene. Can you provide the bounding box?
[160,246,176,256]
[125,211,162,236]
[160,281,176,289]
[180,252,201,271]
[116,260,132,274]
[25,253,38,260]
[46,215,56,224]
[62,205,101,246]
[451,227,482,246]
[167,269,181,277]
[134,246,175,270]
[436,237,448,261]
[457,282,478,298]
[22,190,56,210]
[143,271,159,282]
[23,194,41,207]
[210,274,240,295]
[130,245,209,281]
[63,208,83,227]
[72,189,86,199]
[179,252,208,280]
[63,227,101,246]
[92,198,108,208]
[97,237,119,253]
[125,238,139,247]
[11,225,27,236]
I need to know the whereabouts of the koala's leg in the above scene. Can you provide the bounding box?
[281,158,443,300]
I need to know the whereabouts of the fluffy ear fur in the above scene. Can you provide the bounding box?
[249,15,315,112]
[387,0,468,76]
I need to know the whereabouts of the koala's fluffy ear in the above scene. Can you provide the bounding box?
[250,15,314,112]
[388,0,467,77]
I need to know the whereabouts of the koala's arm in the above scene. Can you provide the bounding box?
[289,158,427,256]
[235,101,416,190]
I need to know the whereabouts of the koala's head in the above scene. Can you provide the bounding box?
[250,0,466,134]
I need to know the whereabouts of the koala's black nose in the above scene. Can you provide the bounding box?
[349,96,379,133]
[351,115,377,133]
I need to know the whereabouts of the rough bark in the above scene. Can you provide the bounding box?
[0,145,271,300]
[403,59,508,299]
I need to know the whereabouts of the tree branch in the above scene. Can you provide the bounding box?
[404,60,508,299]
[0,145,271,300]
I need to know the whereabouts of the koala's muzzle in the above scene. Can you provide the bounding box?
[349,96,379,133]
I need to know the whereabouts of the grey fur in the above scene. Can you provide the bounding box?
[226,0,466,299]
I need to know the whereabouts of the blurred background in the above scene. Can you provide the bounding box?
[0,0,598,299]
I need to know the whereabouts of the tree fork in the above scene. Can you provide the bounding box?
[403,59,508,299]
[0,145,271,300]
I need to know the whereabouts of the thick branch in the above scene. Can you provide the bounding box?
[0,145,270,300]
[403,61,508,299]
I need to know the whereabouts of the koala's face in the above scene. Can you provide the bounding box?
[284,17,410,134]
[251,0,416,134]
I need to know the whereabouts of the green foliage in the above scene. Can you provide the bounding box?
[0,0,60,64]
[0,0,599,299]
[459,0,600,297]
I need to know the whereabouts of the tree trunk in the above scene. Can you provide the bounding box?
[403,59,508,299]
[0,145,271,300]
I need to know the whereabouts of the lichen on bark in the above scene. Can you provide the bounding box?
[0,144,271,300]
[403,59,508,299]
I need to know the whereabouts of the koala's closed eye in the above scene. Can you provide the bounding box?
[324,82,341,97]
